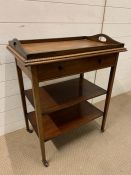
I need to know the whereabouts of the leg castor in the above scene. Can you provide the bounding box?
[26,128,33,133]
[43,160,49,167]
[101,127,105,132]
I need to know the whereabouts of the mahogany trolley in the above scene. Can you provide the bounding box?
[7,34,126,167]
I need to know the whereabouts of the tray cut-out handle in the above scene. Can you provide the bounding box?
[88,34,122,45]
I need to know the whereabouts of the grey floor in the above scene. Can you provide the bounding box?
[0,92,131,175]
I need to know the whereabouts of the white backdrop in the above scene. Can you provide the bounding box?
[0,0,130,136]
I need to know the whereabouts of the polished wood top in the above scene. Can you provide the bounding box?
[22,39,106,54]
[7,34,126,66]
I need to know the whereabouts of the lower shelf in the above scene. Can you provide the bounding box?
[27,101,103,141]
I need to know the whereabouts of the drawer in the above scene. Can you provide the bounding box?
[37,53,117,81]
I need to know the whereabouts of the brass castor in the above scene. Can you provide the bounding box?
[26,128,33,133]
[101,127,105,132]
[43,160,49,167]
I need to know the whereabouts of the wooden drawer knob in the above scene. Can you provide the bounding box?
[98,59,102,64]
[58,65,63,70]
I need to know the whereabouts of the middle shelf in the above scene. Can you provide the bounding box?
[27,101,103,141]
[25,78,106,114]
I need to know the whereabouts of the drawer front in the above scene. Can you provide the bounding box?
[38,53,117,81]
